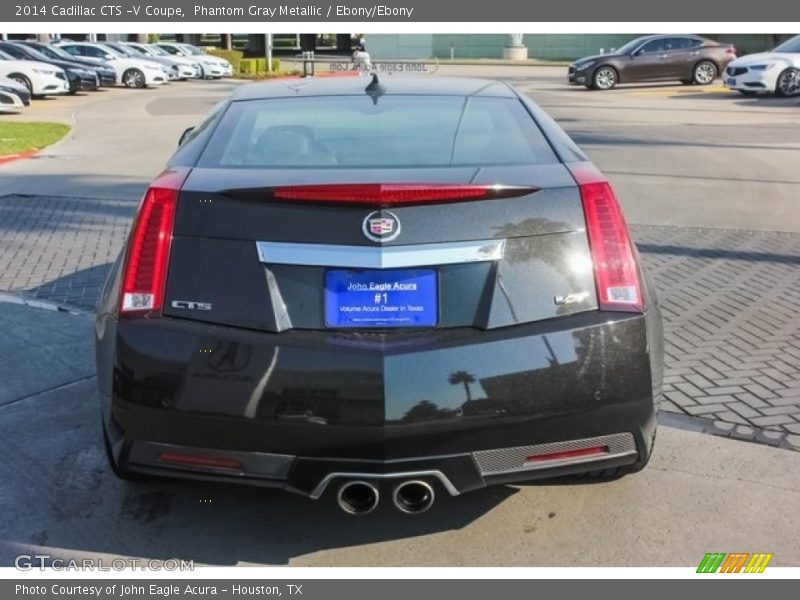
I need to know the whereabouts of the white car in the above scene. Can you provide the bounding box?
[0,49,69,96]
[0,88,25,111]
[156,42,233,78]
[55,42,167,88]
[0,75,32,105]
[124,42,201,79]
[723,35,800,96]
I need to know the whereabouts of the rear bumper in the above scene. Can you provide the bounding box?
[97,309,662,495]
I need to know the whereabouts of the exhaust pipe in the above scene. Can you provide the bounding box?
[336,480,379,515]
[392,480,435,514]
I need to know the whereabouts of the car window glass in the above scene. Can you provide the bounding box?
[640,39,666,53]
[773,36,800,53]
[0,45,26,58]
[200,95,559,169]
[667,38,692,50]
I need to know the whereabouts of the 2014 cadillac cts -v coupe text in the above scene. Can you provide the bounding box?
[96,76,664,515]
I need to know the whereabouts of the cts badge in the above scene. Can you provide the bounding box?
[362,210,401,242]
[171,300,213,311]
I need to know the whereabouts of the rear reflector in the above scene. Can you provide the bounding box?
[159,451,242,471]
[270,183,536,206]
[525,445,608,464]
[568,163,643,312]
[120,168,189,317]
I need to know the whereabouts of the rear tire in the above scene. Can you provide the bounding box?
[8,73,32,95]
[122,68,146,89]
[591,66,618,90]
[692,60,717,85]
[775,68,800,97]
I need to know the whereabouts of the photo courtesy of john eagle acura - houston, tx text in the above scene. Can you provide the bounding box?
[95,74,663,516]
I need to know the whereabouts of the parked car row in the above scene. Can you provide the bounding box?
[0,40,234,111]
[568,33,800,97]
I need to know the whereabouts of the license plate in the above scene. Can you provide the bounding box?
[725,77,736,86]
[324,269,438,328]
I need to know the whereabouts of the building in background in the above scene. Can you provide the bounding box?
[366,33,793,60]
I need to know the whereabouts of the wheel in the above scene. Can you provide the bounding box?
[591,66,618,90]
[8,73,32,95]
[775,68,800,97]
[122,68,146,89]
[692,60,717,85]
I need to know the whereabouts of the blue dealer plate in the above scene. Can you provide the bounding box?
[324,269,438,328]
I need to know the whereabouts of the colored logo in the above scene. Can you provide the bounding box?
[362,210,401,242]
[697,553,773,573]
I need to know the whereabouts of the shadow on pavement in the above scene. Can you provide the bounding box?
[0,378,515,566]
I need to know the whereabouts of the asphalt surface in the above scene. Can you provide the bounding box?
[1,67,799,566]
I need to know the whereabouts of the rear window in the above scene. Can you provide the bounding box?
[198,95,558,169]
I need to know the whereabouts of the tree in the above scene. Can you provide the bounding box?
[448,371,476,402]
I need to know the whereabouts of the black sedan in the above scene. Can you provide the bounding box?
[96,76,663,515]
[17,40,117,87]
[0,41,98,93]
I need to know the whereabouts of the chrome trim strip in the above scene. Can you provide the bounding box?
[256,239,506,269]
[309,470,460,500]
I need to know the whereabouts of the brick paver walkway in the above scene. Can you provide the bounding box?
[1,194,798,439]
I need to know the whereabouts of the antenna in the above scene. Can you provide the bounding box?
[364,73,386,105]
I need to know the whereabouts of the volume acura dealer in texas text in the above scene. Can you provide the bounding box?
[196,5,414,17]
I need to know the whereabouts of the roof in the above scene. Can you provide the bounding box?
[231,76,518,101]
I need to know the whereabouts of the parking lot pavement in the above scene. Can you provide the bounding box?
[2,71,799,440]
[0,299,798,567]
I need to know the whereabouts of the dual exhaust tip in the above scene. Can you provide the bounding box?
[336,479,435,515]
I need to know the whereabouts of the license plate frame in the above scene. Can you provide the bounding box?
[324,268,438,329]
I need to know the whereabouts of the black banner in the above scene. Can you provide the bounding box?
[3,0,800,23]
[3,579,797,600]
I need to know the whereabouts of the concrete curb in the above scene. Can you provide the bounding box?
[0,148,40,165]
[0,291,91,316]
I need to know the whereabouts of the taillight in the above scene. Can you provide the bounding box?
[525,445,608,464]
[270,183,536,206]
[727,46,737,55]
[159,451,242,471]
[568,163,643,313]
[120,168,189,317]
